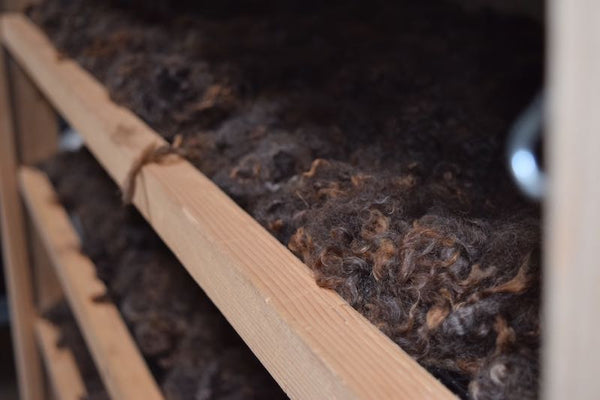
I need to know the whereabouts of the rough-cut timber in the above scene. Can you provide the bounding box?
[35,318,88,400]
[2,13,455,399]
[19,166,164,400]
[0,35,44,400]
[9,59,58,164]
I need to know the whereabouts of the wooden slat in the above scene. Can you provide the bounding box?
[544,1,600,399]
[19,166,164,400]
[35,318,87,400]
[0,44,44,400]
[2,14,455,399]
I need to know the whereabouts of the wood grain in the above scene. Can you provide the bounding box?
[19,166,164,400]
[0,44,44,400]
[2,14,455,399]
[544,1,600,399]
[35,318,88,400]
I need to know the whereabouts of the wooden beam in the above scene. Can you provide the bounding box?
[35,318,88,400]
[9,58,58,164]
[3,0,60,319]
[2,10,60,321]
[19,166,164,400]
[7,63,63,312]
[2,14,455,399]
[0,43,44,400]
[544,1,600,399]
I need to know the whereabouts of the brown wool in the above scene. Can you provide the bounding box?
[30,0,543,396]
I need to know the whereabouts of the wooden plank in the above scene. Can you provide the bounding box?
[9,58,58,164]
[544,1,600,399]
[19,166,164,400]
[2,14,455,399]
[0,44,44,400]
[2,0,58,165]
[3,15,60,318]
[35,318,88,400]
[1,0,57,165]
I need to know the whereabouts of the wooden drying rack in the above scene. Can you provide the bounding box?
[0,12,452,400]
[1,2,599,400]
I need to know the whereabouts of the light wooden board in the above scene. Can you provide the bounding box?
[35,318,88,400]
[2,14,455,399]
[19,166,164,400]
[0,43,44,400]
[544,1,600,399]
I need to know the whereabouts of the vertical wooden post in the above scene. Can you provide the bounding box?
[0,45,44,400]
[2,0,62,315]
[0,2,60,396]
[544,0,600,399]
[9,59,58,165]
[7,60,62,314]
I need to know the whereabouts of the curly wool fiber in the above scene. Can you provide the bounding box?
[271,160,541,398]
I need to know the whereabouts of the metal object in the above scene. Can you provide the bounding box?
[59,126,84,152]
[507,93,545,200]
